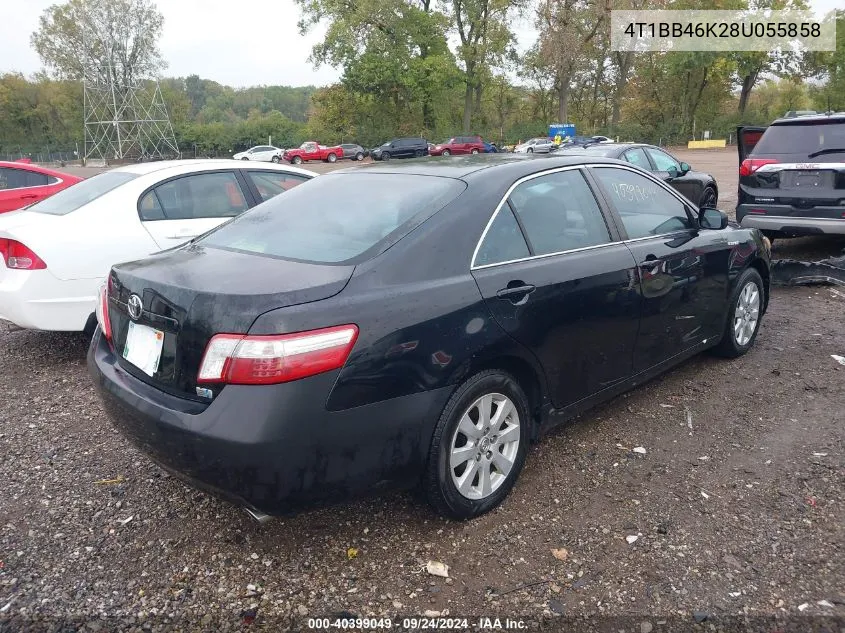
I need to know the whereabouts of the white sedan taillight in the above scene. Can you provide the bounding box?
[197,325,359,385]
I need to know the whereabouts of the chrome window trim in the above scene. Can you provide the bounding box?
[469,162,697,271]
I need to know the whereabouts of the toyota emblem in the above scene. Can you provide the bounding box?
[127,294,143,321]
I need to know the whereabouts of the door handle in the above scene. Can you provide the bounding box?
[496,283,536,304]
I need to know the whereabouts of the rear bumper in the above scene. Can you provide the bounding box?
[87,328,452,515]
[0,268,97,331]
[737,212,845,236]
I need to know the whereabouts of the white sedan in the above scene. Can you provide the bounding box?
[0,160,315,333]
[232,146,284,162]
[512,138,556,153]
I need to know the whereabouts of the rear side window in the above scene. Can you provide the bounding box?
[507,170,611,255]
[474,207,530,267]
[0,167,49,189]
[201,174,466,264]
[30,171,137,215]
[141,172,248,221]
[754,121,845,157]
[248,171,310,202]
[623,148,650,169]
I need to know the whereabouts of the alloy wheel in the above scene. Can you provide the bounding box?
[449,393,520,500]
[733,281,760,346]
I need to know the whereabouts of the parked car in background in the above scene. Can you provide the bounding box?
[737,113,845,239]
[370,138,429,161]
[340,144,368,161]
[283,141,344,164]
[483,141,499,153]
[513,138,556,154]
[430,136,485,156]
[559,143,719,208]
[89,154,769,521]
[0,160,315,334]
[0,162,82,213]
[232,146,283,163]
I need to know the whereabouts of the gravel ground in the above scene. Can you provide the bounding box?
[2,151,843,632]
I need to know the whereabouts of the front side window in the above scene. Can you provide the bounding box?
[644,147,680,172]
[507,170,611,256]
[592,167,692,239]
[622,148,650,170]
[201,173,465,265]
[248,171,311,202]
[142,172,248,221]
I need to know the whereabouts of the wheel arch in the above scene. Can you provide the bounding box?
[749,257,770,313]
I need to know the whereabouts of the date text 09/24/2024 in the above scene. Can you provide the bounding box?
[307,617,527,630]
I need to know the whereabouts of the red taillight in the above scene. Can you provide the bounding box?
[739,158,779,177]
[0,238,46,270]
[748,209,768,214]
[197,324,359,385]
[95,283,112,341]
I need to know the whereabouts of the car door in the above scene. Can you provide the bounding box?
[138,170,254,250]
[0,166,51,212]
[471,167,642,409]
[589,165,729,372]
[644,147,701,203]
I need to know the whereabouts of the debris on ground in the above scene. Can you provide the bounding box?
[685,408,694,431]
[117,515,133,526]
[346,547,358,560]
[632,446,647,455]
[94,475,124,485]
[551,548,569,562]
[426,560,449,578]
[831,355,845,366]
[771,254,845,287]
[626,535,639,544]
[798,603,809,612]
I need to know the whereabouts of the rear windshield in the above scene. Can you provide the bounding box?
[201,173,466,264]
[560,145,616,156]
[754,121,845,157]
[30,171,138,215]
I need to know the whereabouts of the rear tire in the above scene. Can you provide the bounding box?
[527,148,533,154]
[761,230,779,243]
[327,153,337,163]
[414,149,423,157]
[425,370,531,519]
[471,148,479,155]
[355,152,364,161]
[712,268,764,358]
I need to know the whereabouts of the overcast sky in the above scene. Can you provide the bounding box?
[0,0,839,89]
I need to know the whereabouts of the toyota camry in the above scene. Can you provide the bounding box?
[89,154,771,520]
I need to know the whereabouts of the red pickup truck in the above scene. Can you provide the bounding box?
[282,141,343,165]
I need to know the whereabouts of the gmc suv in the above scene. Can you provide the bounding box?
[737,113,845,239]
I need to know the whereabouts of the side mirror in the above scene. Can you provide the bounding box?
[665,165,679,180]
[679,161,691,175]
[698,207,729,230]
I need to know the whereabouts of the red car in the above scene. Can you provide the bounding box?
[429,135,485,157]
[282,141,344,165]
[0,161,82,213]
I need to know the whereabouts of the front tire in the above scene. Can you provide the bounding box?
[381,152,391,161]
[241,157,250,161]
[712,268,764,358]
[292,156,303,165]
[425,370,530,519]
[699,186,717,209]
[271,156,280,163]
[471,148,479,155]
[441,149,451,157]
[527,148,533,154]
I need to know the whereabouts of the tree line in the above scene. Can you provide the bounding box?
[1,0,842,159]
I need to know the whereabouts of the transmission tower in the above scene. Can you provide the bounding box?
[82,18,179,163]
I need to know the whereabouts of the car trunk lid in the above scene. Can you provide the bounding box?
[107,243,354,400]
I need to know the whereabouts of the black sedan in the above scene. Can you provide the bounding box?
[560,143,719,209]
[89,154,770,520]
